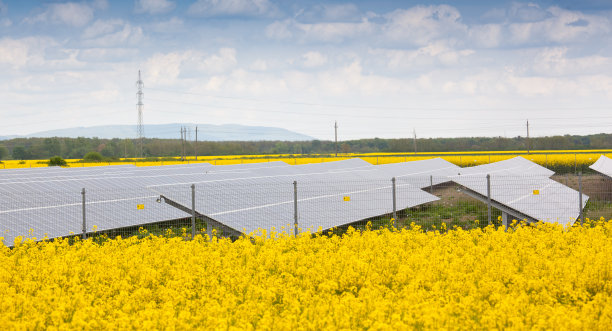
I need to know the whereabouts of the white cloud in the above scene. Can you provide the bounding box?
[24,2,95,27]
[188,0,279,17]
[82,20,143,47]
[135,0,176,15]
[145,48,238,85]
[531,47,612,76]
[370,42,474,71]
[82,19,124,39]
[0,37,55,69]
[0,18,10,27]
[91,0,108,10]
[149,17,184,33]
[0,0,7,16]
[250,59,267,71]
[302,51,327,68]
[383,5,466,46]
[265,19,293,39]
[298,4,360,22]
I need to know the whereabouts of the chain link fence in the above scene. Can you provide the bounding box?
[1,174,612,246]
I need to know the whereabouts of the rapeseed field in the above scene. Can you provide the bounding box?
[2,150,610,171]
[1,221,611,329]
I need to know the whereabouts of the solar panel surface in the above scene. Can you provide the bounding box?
[589,155,612,178]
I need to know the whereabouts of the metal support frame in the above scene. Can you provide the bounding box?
[486,174,491,226]
[293,181,298,236]
[191,184,196,240]
[578,172,583,224]
[391,177,397,220]
[458,186,537,224]
[157,195,241,238]
[81,188,86,239]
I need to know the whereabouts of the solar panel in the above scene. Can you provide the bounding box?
[589,155,612,178]
[151,170,438,235]
[451,157,586,226]
[456,156,554,177]
[2,159,403,242]
[371,158,460,188]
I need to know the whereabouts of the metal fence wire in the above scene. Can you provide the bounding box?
[1,174,611,245]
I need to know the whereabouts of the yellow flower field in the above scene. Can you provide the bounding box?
[1,150,611,170]
[1,221,611,329]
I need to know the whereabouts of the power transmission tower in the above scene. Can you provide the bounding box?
[334,121,338,156]
[136,70,144,158]
[195,126,198,161]
[413,128,417,154]
[526,119,530,154]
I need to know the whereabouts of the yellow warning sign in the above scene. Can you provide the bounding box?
[533,190,540,195]
[343,196,350,201]
[137,204,144,210]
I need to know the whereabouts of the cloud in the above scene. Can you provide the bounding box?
[149,17,184,33]
[0,37,55,69]
[0,0,7,16]
[382,5,466,46]
[91,0,108,10]
[370,42,474,71]
[297,4,361,22]
[82,20,143,47]
[24,2,95,27]
[188,0,279,18]
[302,51,327,68]
[145,48,238,85]
[135,0,176,15]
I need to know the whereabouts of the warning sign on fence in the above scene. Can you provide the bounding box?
[533,190,540,195]
[343,196,350,201]
[137,204,144,209]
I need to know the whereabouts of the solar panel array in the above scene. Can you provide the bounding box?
[590,155,612,178]
[0,156,589,244]
[451,156,587,226]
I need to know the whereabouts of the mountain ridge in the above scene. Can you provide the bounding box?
[0,123,314,141]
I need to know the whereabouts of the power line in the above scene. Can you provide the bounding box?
[146,87,612,112]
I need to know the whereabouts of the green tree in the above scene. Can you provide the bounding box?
[83,151,104,162]
[12,146,31,160]
[0,145,8,160]
[48,156,68,167]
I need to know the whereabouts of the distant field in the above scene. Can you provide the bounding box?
[1,149,611,173]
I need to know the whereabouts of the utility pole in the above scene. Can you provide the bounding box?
[334,121,338,156]
[195,126,198,161]
[413,128,417,154]
[180,126,185,161]
[526,119,530,154]
[136,70,144,158]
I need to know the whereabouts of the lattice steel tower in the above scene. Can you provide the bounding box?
[136,70,144,157]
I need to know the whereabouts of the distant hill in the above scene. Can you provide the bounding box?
[0,123,314,141]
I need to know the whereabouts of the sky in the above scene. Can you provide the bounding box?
[1,0,612,140]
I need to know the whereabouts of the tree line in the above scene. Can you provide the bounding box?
[0,133,611,160]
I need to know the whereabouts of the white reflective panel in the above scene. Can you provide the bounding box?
[451,174,587,226]
[371,158,460,188]
[457,156,554,177]
[590,155,612,178]
[154,170,438,235]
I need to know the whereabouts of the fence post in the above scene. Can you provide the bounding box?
[293,181,298,237]
[578,172,583,224]
[391,177,397,220]
[191,184,196,240]
[430,175,433,193]
[81,188,86,239]
[486,174,491,226]
[574,154,577,174]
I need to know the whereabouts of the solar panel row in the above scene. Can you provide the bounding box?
[0,156,588,245]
